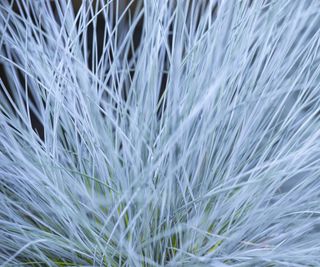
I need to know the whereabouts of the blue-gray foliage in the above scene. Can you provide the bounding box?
[1,0,320,266]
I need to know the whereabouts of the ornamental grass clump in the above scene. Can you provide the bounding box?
[1,0,320,266]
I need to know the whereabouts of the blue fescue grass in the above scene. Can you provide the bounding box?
[1,0,320,266]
